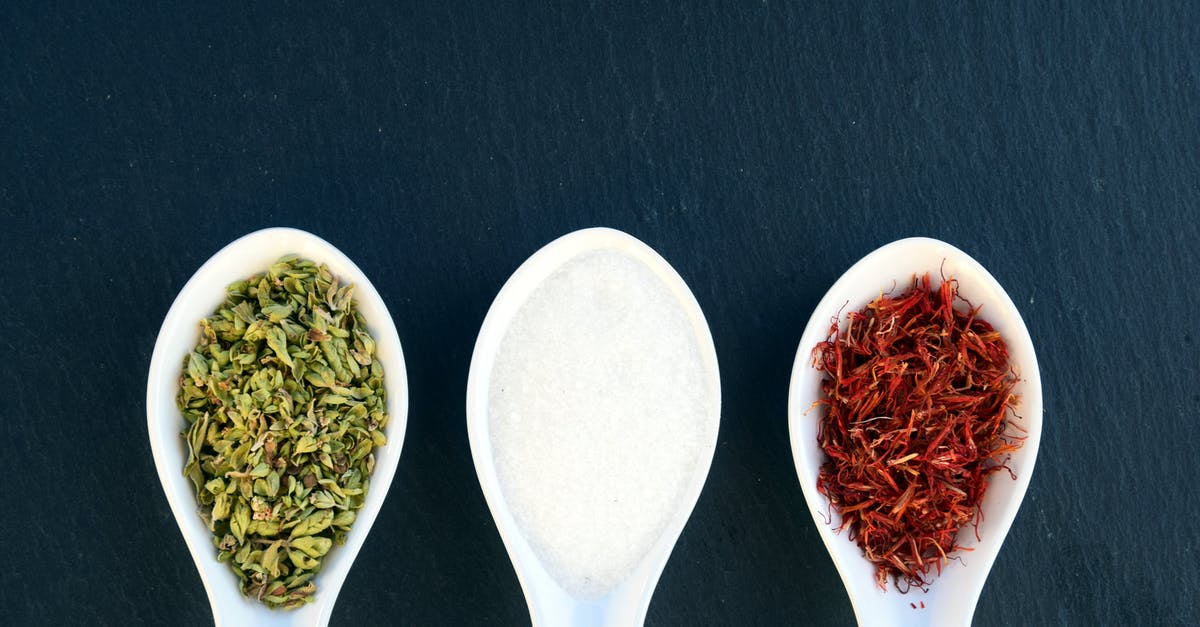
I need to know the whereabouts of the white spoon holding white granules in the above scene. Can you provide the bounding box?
[467,227,721,627]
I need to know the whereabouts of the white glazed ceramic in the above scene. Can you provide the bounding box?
[788,237,1042,627]
[466,227,721,627]
[147,227,408,627]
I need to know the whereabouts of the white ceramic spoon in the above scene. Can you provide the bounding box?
[466,227,721,627]
[147,227,409,627]
[788,237,1042,627]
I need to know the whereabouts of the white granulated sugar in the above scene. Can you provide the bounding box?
[488,248,716,600]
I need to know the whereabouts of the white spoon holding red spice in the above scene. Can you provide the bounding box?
[788,237,1042,627]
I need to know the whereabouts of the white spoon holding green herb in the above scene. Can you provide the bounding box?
[788,237,1042,627]
[147,227,408,627]
[467,228,721,627]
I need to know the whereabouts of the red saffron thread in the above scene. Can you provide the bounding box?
[813,273,1023,592]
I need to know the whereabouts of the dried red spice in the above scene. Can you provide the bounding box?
[813,273,1022,591]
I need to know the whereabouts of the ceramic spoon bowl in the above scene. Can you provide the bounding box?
[466,227,721,627]
[788,237,1042,627]
[147,227,408,627]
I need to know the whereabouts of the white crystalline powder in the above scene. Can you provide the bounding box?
[488,248,717,600]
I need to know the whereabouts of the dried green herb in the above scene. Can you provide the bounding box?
[177,256,387,609]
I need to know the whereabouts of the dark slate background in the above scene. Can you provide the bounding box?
[2,2,1198,626]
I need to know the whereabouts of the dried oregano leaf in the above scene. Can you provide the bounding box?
[177,256,386,609]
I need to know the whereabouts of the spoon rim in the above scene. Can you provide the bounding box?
[145,226,409,625]
[787,237,1042,625]
[465,227,722,622]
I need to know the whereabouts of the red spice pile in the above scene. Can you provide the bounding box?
[813,273,1022,591]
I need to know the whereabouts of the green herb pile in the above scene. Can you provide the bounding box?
[177,256,388,608]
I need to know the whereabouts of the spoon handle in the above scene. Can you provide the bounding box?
[529,594,647,627]
[211,598,332,627]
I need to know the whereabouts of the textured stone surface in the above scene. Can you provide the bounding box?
[2,2,1198,625]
